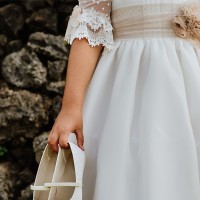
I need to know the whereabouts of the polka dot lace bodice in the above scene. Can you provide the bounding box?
[64,0,199,51]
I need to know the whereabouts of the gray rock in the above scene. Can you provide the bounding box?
[0,4,25,36]
[21,0,55,10]
[47,60,66,81]
[26,8,57,33]
[0,0,78,199]
[18,184,33,200]
[1,48,47,89]
[46,81,65,95]
[51,95,62,120]
[55,3,76,34]
[0,34,7,56]
[56,3,75,15]
[0,34,7,47]
[10,136,27,147]
[0,49,4,57]
[19,168,35,183]
[56,0,78,3]
[10,145,35,167]
[33,132,49,163]
[21,0,45,11]
[46,0,55,6]
[27,32,68,60]
[0,85,50,143]
[6,40,22,54]
[0,162,21,200]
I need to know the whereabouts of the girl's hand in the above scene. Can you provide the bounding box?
[48,106,84,152]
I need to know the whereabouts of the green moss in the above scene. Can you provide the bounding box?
[0,146,8,157]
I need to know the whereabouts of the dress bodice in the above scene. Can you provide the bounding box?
[64,0,200,50]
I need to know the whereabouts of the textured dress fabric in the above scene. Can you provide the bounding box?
[65,0,200,200]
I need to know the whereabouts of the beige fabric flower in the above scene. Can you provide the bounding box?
[172,3,200,42]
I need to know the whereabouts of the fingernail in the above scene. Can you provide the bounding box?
[82,146,85,151]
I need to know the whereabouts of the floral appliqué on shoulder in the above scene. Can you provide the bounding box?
[172,2,200,43]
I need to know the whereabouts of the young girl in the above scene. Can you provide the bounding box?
[48,0,200,199]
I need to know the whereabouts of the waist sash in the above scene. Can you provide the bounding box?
[111,4,182,39]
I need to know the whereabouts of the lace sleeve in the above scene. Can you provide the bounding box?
[64,0,114,51]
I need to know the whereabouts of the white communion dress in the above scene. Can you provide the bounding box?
[65,0,200,199]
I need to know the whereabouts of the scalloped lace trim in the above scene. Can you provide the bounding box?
[64,5,114,51]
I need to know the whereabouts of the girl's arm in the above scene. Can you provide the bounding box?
[48,39,103,152]
[48,0,113,152]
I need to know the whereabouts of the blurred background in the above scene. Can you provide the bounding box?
[0,0,77,199]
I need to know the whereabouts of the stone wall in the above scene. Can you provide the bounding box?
[0,0,77,199]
